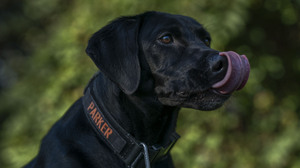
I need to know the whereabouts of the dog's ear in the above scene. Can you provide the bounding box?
[86,16,142,95]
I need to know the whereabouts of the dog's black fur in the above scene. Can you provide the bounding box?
[24,11,230,168]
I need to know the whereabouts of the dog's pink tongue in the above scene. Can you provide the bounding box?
[212,51,250,94]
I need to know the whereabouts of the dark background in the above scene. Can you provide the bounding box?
[1,0,300,167]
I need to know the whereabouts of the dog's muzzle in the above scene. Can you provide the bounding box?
[212,51,250,94]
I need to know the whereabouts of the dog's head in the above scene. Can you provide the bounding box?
[86,11,250,111]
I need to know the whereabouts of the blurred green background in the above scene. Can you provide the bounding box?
[0,0,300,167]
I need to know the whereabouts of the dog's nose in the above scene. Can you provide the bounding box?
[209,54,228,78]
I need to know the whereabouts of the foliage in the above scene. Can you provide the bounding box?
[0,0,299,167]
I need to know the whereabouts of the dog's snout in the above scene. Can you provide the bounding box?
[212,58,224,72]
[210,55,228,73]
[209,54,228,82]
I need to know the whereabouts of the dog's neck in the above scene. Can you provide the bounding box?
[88,73,179,146]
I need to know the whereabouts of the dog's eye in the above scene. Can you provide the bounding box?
[159,34,173,44]
[204,38,210,47]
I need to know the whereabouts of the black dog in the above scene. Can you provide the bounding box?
[24,11,249,168]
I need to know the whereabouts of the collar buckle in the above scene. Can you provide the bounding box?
[129,132,180,168]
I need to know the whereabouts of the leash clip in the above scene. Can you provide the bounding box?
[130,143,151,168]
[141,143,151,168]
